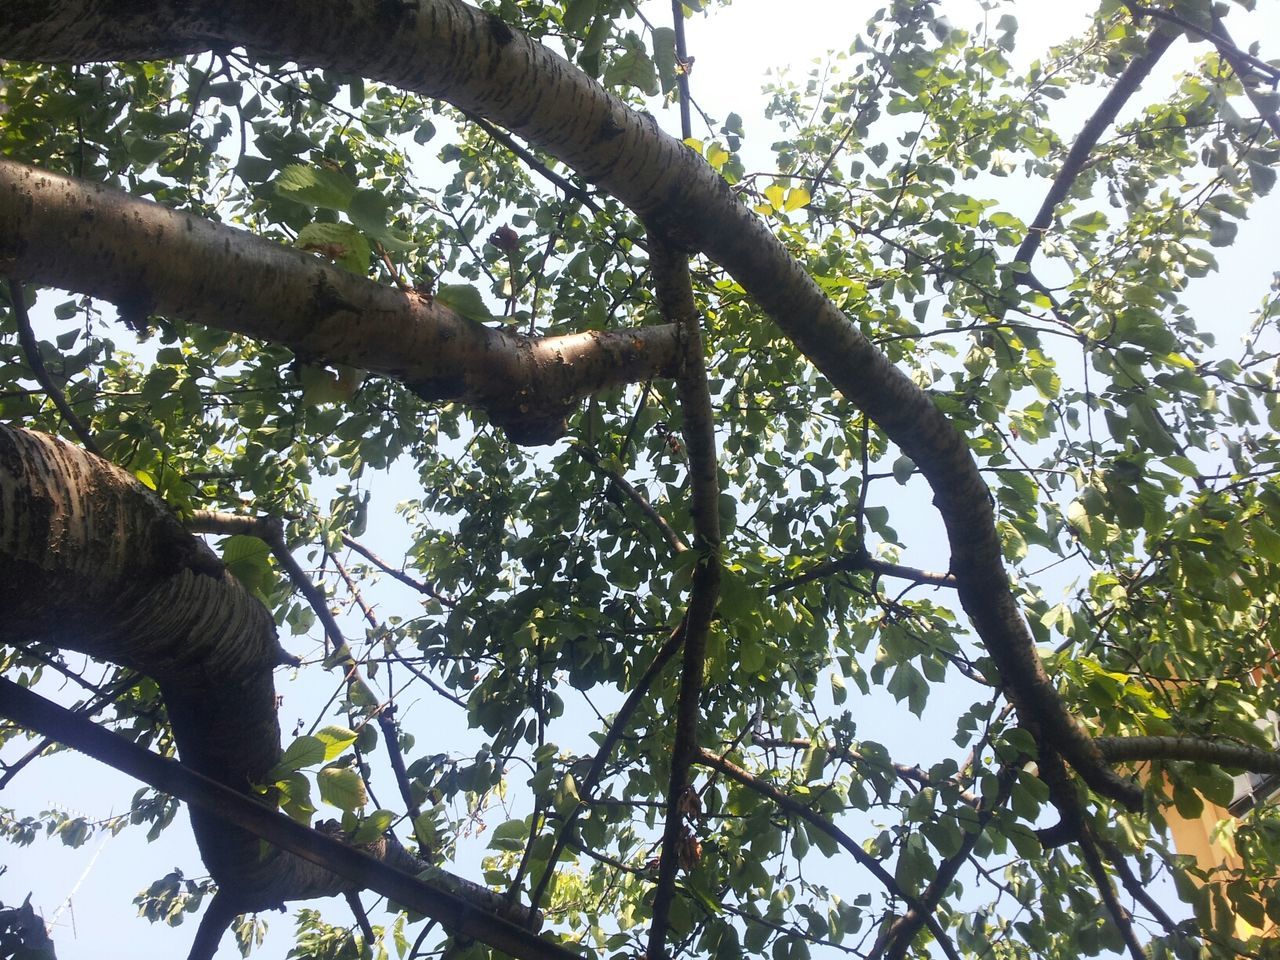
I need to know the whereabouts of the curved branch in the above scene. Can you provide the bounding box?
[8,279,103,457]
[0,158,678,444]
[575,444,689,554]
[645,241,721,960]
[0,0,1141,806]
[1012,25,1178,274]
[0,426,525,924]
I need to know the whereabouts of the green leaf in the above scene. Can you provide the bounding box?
[314,725,359,762]
[275,164,356,211]
[296,221,371,274]
[434,284,493,322]
[273,736,326,776]
[318,766,368,811]
[653,26,678,94]
[221,535,274,597]
[562,0,596,33]
[351,809,395,845]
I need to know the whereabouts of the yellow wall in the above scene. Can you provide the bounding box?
[1165,797,1275,939]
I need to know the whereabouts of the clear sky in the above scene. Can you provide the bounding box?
[3,1,1280,957]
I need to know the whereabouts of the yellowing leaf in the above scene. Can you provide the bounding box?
[783,187,810,212]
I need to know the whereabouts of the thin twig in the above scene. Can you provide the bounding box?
[695,749,962,960]
[9,280,103,457]
[526,622,686,916]
[575,443,689,554]
[341,533,455,607]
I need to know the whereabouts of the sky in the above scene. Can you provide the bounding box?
[3,0,1280,957]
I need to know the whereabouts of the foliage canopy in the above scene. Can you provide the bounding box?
[1,1,1280,959]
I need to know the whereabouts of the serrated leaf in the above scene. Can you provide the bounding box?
[352,809,395,844]
[221,535,273,595]
[296,221,371,274]
[275,164,355,210]
[653,26,678,94]
[318,766,368,811]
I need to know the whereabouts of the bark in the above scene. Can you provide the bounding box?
[0,678,573,960]
[1097,735,1280,775]
[645,241,721,960]
[1011,27,1177,275]
[0,158,678,445]
[0,424,536,932]
[0,0,1143,806]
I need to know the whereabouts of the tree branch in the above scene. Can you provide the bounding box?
[8,279,103,457]
[0,677,581,960]
[642,240,721,960]
[1125,3,1280,86]
[339,533,455,606]
[1012,25,1178,275]
[0,158,678,445]
[694,749,961,960]
[1209,15,1280,141]
[527,622,686,915]
[872,766,1015,960]
[0,0,1142,808]
[770,547,956,594]
[1077,829,1147,960]
[575,444,689,554]
[1096,735,1280,774]
[749,735,979,807]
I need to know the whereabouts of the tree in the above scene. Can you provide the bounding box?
[1,0,1279,957]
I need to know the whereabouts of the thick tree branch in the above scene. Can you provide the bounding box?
[0,0,1141,807]
[1012,25,1177,275]
[0,677,582,960]
[1096,735,1280,774]
[0,426,528,926]
[0,158,678,445]
[645,240,721,960]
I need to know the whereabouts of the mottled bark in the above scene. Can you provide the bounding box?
[0,0,1143,805]
[1097,735,1280,775]
[0,424,536,931]
[0,158,678,444]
